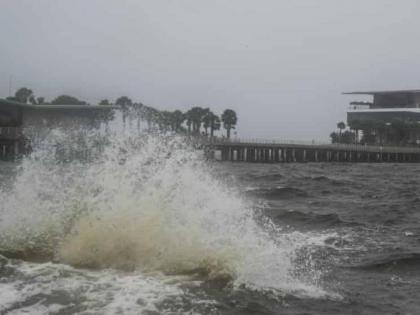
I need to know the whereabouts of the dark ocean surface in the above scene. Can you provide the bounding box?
[220,162,420,315]
[1,155,420,314]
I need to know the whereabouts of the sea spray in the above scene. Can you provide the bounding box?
[0,129,330,297]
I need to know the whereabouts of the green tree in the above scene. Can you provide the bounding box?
[98,99,114,126]
[29,96,37,105]
[202,110,220,137]
[221,109,237,138]
[184,109,193,134]
[115,96,132,129]
[171,110,184,132]
[341,130,356,144]
[132,103,143,132]
[99,99,111,105]
[141,106,150,129]
[209,113,221,137]
[151,107,161,129]
[330,129,356,144]
[159,110,173,131]
[330,132,339,144]
[15,87,34,104]
[141,106,160,130]
[115,96,132,108]
[36,97,46,104]
[201,108,212,135]
[189,106,206,134]
[337,121,346,140]
[51,95,86,105]
[142,106,153,130]
[28,95,46,105]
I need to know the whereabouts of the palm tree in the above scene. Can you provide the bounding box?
[115,96,132,130]
[151,107,161,129]
[142,106,154,130]
[337,121,346,142]
[330,132,339,144]
[98,99,114,131]
[159,110,173,131]
[202,110,220,137]
[171,110,184,132]
[131,102,143,133]
[189,107,205,134]
[210,113,221,137]
[184,109,193,134]
[221,109,237,139]
[141,106,161,130]
[201,108,212,135]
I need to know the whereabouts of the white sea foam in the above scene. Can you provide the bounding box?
[0,129,334,313]
[0,258,191,314]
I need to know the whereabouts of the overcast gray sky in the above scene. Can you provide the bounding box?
[1,0,420,140]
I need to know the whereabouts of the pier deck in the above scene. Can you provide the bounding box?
[205,138,420,163]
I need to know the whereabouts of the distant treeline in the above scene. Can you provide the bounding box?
[6,87,238,138]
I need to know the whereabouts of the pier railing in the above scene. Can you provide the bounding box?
[204,137,420,154]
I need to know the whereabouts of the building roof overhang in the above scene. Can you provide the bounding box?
[348,108,420,113]
[343,89,420,95]
[0,98,116,110]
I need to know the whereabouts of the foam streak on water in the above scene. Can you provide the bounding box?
[0,130,330,313]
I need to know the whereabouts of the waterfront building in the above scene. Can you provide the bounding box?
[344,89,420,145]
[0,98,114,159]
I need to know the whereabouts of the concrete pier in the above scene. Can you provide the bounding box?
[205,139,420,163]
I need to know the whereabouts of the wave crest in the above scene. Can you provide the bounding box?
[0,130,330,297]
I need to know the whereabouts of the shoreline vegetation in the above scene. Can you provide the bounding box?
[329,121,356,145]
[5,87,238,139]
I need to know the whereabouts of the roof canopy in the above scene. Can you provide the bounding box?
[343,89,420,95]
[0,98,116,110]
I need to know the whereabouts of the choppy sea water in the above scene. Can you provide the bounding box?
[0,133,419,314]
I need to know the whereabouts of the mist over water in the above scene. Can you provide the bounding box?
[0,130,332,314]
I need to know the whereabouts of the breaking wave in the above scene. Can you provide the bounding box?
[0,129,332,298]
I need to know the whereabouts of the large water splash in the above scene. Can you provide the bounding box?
[0,129,331,298]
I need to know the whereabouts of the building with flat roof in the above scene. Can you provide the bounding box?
[0,98,114,159]
[344,90,420,146]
